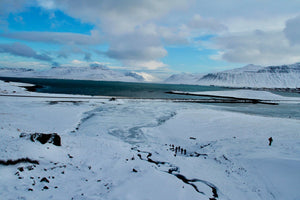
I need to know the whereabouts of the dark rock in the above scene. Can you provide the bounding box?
[18,167,24,172]
[40,177,50,183]
[20,133,61,146]
[23,84,43,92]
[43,186,49,190]
[132,168,138,173]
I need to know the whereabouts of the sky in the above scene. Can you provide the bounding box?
[0,0,300,80]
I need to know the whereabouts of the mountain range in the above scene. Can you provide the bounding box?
[0,65,153,82]
[1,63,300,88]
[165,63,300,88]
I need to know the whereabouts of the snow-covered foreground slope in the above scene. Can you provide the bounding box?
[0,65,151,82]
[1,81,300,200]
[198,63,300,88]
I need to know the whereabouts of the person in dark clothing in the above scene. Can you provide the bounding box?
[268,137,273,146]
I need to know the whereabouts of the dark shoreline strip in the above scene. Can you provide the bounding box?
[167,91,279,105]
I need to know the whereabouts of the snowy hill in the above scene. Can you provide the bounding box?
[0,65,150,82]
[198,63,300,88]
[164,73,204,85]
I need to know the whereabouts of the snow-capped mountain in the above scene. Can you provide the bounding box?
[198,63,300,88]
[0,65,150,82]
[164,73,204,85]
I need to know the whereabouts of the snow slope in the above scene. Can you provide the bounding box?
[1,80,300,200]
[198,63,300,88]
[164,73,204,85]
[0,65,150,82]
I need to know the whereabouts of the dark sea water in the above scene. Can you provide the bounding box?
[0,77,231,99]
[1,77,300,119]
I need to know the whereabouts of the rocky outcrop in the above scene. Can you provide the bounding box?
[20,132,61,146]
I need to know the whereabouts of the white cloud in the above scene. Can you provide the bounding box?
[214,29,300,65]
[124,60,168,70]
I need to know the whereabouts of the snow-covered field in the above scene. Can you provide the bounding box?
[1,80,300,200]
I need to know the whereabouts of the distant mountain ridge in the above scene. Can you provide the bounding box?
[165,63,300,88]
[0,65,151,82]
[164,73,205,85]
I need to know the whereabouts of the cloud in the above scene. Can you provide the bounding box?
[213,14,300,66]
[0,0,31,15]
[124,60,168,70]
[3,0,300,72]
[284,15,300,45]
[214,29,300,65]
[1,30,102,45]
[84,52,92,61]
[34,0,190,70]
[0,60,50,69]
[39,0,188,34]
[59,60,109,68]
[187,14,228,33]
[0,0,32,29]
[104,28,168,69]
[0,42,52,62]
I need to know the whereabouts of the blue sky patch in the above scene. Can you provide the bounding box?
[7,7,94,34]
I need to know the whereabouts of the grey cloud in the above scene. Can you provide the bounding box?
[0,0,31,15]
[188,15,228,33]
[57,46,92,61]
[1,31,102,45]
[214,30,300,65]
[84,52,92,61]
[57,51,68,59]
[284,15,300,45]
[105,32,167,62]
[0,42,52,62]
